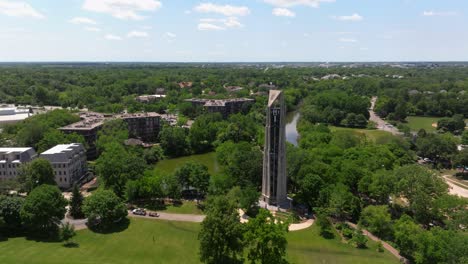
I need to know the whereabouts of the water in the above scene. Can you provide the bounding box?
[286,111,300,146]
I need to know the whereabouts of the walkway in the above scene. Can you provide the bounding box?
[238,209,314,231]
[345,222,408,263]
[128,211,205,223]
[369,96,402,135]
[443,175,468,198]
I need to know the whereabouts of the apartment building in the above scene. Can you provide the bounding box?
[185,98,255,119]
[40,143,87,189]
[0,148,37,180]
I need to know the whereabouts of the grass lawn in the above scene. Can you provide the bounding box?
[0,219,399,264]
[329,126,398,144]
[138,200,203,215]
[287,224,398,264]
[405,116,440,132]
[154,152,220,175]
[0,218,201,264]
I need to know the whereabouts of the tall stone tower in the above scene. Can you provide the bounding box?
[262,90,287,206]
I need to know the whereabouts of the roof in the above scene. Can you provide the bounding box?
[268,90,282,107]
[41,143,83,155]
[0,148,34,154]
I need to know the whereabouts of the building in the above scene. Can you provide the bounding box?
[0,105,33,126]
[0,148,37,181]
[185,98,254,119]
[136,94,166,103]
[117,112,162,142]
[261,90,288,206]
[59,112,107,160]
[40,143,87,189]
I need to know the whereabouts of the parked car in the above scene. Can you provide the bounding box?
[149,212,159,217]
[132,208,147,216]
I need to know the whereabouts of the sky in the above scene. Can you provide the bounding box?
[0,0,467,62]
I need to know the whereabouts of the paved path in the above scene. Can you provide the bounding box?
[128,211,205,223]
[443,175,468,198]
[346,222,408,263]
[369,97,402,136]
[238,209,314,231]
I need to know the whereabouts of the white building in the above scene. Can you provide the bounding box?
[0,148,37,181]
[40,143,87,189]
[0,105,33,125]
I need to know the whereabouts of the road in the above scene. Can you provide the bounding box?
[369,97,402,135]
[443,175,468,198]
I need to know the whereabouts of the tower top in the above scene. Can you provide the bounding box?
[268,90,282,107]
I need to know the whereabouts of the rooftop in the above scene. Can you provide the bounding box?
[0,148,34,154]
[41,143,82,155]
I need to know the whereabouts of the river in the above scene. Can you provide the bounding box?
[286,111,300,146]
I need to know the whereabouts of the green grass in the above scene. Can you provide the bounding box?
[0,218,201,264]
[287,224,398,264]
[154,152,220,175]
[0,219,400,264]
[139,200,203,215]
[405,116,440,132]
[329,126,398,144]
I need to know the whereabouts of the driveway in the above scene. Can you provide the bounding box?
[369,96,402,135]
[443,175,468,198]
[128,210,205,223]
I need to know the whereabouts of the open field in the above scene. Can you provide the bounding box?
[287,224,398,264]
[0,218,399,264]
[329,126,398,144]
[405,116,439,132]
[154,152,220,175]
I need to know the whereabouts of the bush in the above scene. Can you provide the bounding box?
[316,214,334,239]
[351,228,368,248]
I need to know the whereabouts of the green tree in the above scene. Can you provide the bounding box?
[83,190,128,230]
[0,196,24,230]
[95,142,146,197]
[359,205,393,240]
[96,119,129,153]
[462,130,468,145]
[198,196,244,264]
[60,222,76,245]
[70,184,84,219]
[18,158,56,192]
[393,215,423,260]
[351,228,368,249]
[316,213,334,239]
[159,125,190,157]
[20,185,67,233]
[245,209,289,264]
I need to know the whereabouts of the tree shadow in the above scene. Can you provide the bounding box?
[24,226,62,243]
[63,241,80,248]
[87,217,130,234]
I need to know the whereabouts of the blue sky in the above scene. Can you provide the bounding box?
[0,0,466,62]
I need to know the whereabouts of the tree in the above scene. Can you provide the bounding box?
[216,141,263,187]
[327,184,360,221]
[198,196,244,264]
[82,190,127,230]
[453,148,468,172]
[95,142,146,197]
[20,185,67,233]
[462,130,468,145]
[70,184,84,219]
[96,119,129,154]
[189,113,226,153]
[415,133,457,166]
[394,215,424,261]
[18,158,56,192]
[60,222,76,245]
[351,228,368,249]
[359,205,393,240]
[174,161,210,197]
[245,209,289,264]
[159,125,190,157]
[296,174,324,210]
[0,196,24,230]
[437,115,465,134]
[316,213,334,239]
[228,186,260,216]
[142,145,165,164]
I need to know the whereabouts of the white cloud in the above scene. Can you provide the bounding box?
[127,31,149,38]
[198,23,225,31]
[105,34,122,40]
[263,0,335,8]
[422,10,457,17]
[85,27,101,32]
[0,0,44,18]
[198,17,243,29]
[194,3,250,16]
[339,38,358,43]
[69,17,97,25]
[272,8,295,17]
[360,47,369,51]
[165,32,176,38]
[83,0,162,20]
[333,13,363,21]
